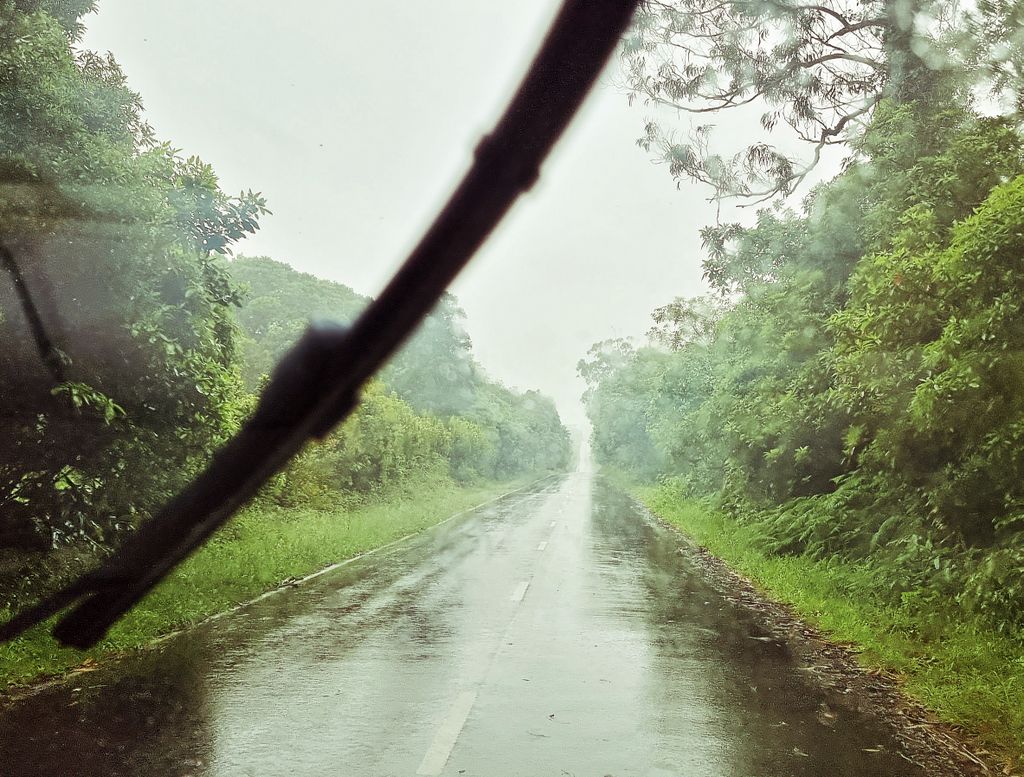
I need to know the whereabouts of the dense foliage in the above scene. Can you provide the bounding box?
[231,257,572,495]
[0,1,265,549]
[584,96,1024,632]
[0,2,570,575]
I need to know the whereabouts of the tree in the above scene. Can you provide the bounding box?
[621,0,979,202]
[578,340,668,478]
[229,257,571,485]
[383,294,482,418]
[648,294,726,349]
[228,256,367,388]
[0,3,266,548]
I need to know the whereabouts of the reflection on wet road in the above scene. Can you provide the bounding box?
[0,470,923,776]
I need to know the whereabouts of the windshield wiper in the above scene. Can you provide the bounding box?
[0,0,641,649]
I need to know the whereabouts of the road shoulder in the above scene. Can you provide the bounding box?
[634,493,1015,777]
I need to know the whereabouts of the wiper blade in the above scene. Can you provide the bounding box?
[0,0,641,649]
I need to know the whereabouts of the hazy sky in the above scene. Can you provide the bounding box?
[82,1,731,425]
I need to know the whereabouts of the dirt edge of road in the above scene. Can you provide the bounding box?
[636,498,1012,777]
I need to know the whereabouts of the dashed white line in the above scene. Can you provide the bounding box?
[416,690,477,775]
[511,581,530,603]
[537,541,548,551]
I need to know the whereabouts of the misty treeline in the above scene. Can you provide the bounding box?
[231,258,571,502]
[0,0,570,580]
[585,0,1024,631]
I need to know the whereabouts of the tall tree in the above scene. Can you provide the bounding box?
[622,0,978,201]
[0,2,266,548]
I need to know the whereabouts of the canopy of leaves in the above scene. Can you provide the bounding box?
[623,0,1022,202]
[0,3,265,549]
[228,256,367,389]
[230,257,572,481]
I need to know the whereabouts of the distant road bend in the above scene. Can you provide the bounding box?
[1,457,923,776]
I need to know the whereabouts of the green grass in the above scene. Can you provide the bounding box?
[639,484,1024,770]
[0,474,528,690]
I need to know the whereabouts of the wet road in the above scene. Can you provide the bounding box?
[0,469,923,777]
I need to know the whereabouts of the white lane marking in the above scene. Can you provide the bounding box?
[549,521,556,528]
[416,690,477,776]
[537,541,548,551]
[511,581,530,603]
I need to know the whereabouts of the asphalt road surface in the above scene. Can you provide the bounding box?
[0,465,923,777]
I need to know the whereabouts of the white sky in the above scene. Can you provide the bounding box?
[82,1,733,426]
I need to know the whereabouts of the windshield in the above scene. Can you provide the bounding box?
[1,1,1022,775]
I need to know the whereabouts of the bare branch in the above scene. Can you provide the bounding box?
[623,0,892,201]
[825,17,888,41]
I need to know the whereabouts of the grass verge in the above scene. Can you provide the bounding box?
[639,484,1024,770]
[0,474,531,690]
